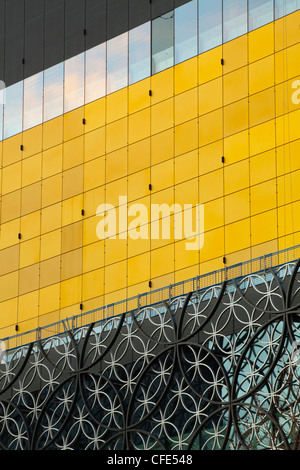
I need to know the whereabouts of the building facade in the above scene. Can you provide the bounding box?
[1,0,300,450]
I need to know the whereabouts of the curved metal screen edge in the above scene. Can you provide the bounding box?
[3,243,300,353]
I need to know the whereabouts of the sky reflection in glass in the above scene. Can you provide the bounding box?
[44,63,64,122]
[129,22,151,85]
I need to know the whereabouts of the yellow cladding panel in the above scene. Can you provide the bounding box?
[39,284,60,315]
[2,134,22,166]
[151,98,174,135]
[84,97,105,131]
[151,68,174,104]
[128,252,150,286]
[2,162,21,194]
[63,136,84,170]
[198,46,222,84]
[225,218,251,254]
[200,227,224,263]
[151,129,174,165]
[19,237,40,268]
[42,145,63,179]
[250,179,277,215]
[128,78,151,114]
[225,189,250,225]
[60,276,82,309]
[224,99,249,137]
[175,118,198,156]
[174,57,198,95]
[128,107,150,144]
[249,120,276,156]
[223,35,248,74]
[43,116,63,150]
[198,78,222,115]
[22,126,43,159]
[82,269,104,300]
[251,209,278,246]
[250,150,276,186]
[175,87,198,125]
[199,109,223,147]
[224,130,249,166]
[106,88,128,123]
[106,118,128,153]
[18,291,39,322]
[249,88,275,127]
[175,150,198,185]
[128,138,150,175]
[204,198,224,231]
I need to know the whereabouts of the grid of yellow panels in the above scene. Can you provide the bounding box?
[1,11,300,338]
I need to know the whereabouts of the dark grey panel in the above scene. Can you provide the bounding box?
[64,0,86,60]
[85,0,107,49]
[45,0,63,12]
[0,2,5,36]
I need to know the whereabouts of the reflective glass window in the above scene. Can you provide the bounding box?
[129,22,151,85]
[152,12,174,74]
[175,0,197,64]
[107,32,128,95]
[275,0,300,18]
[249,0,274,31]
[0,80,4,140]
[64,52,84,113]
[44,63,64,122]
[23,72,43,130]
[223,0,248,43]
[198,0,222,53]
[85,43,106,104]
[3,81,23,139]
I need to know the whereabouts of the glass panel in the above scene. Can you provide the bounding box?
[23,72,43,130]
[175,0,197,64]
[129,22,151,85]
[64,52,84,113]
[198,0,222,53]
[0,80,4,141]
[107,32,128,95]
[85,42,106,104]
[3,81,23,139]
[152,12,174,74]
[275,0,300,18]
[44,63,64,122]
[249,0,274,30]
[223,0,248,43]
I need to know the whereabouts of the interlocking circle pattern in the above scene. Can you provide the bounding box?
[1,260,300,450]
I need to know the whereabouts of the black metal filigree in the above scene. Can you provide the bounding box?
[1,260,300,450]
